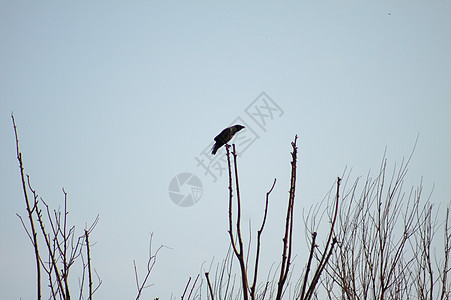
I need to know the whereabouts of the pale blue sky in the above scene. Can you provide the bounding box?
[1,1,450,299]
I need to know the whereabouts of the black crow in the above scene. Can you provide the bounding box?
[211,125,245,155]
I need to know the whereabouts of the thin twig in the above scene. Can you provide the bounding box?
[299,232,317,299]
[12,113,42,299]
[205,272,215,300]
[181,277,191,299]
[187,273,200,300]
[135,233,165,300]
[304,177,341,300]
[85,230,93,299]
[251,179,276,299]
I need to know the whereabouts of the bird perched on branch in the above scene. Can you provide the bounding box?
[211,125,245,155]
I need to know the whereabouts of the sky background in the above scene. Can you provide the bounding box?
[1,1,450,299]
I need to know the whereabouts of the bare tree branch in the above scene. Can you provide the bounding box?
[276,135,298,299]
[250,179,276,299]
[205,272,215,300]
[12,113,42,299]
[135,233,165,300]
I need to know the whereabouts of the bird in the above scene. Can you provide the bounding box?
[211,125,245,155]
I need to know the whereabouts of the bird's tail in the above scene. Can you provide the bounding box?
[211,144,219,155]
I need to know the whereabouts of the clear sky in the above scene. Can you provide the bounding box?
[1,1,450,299]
